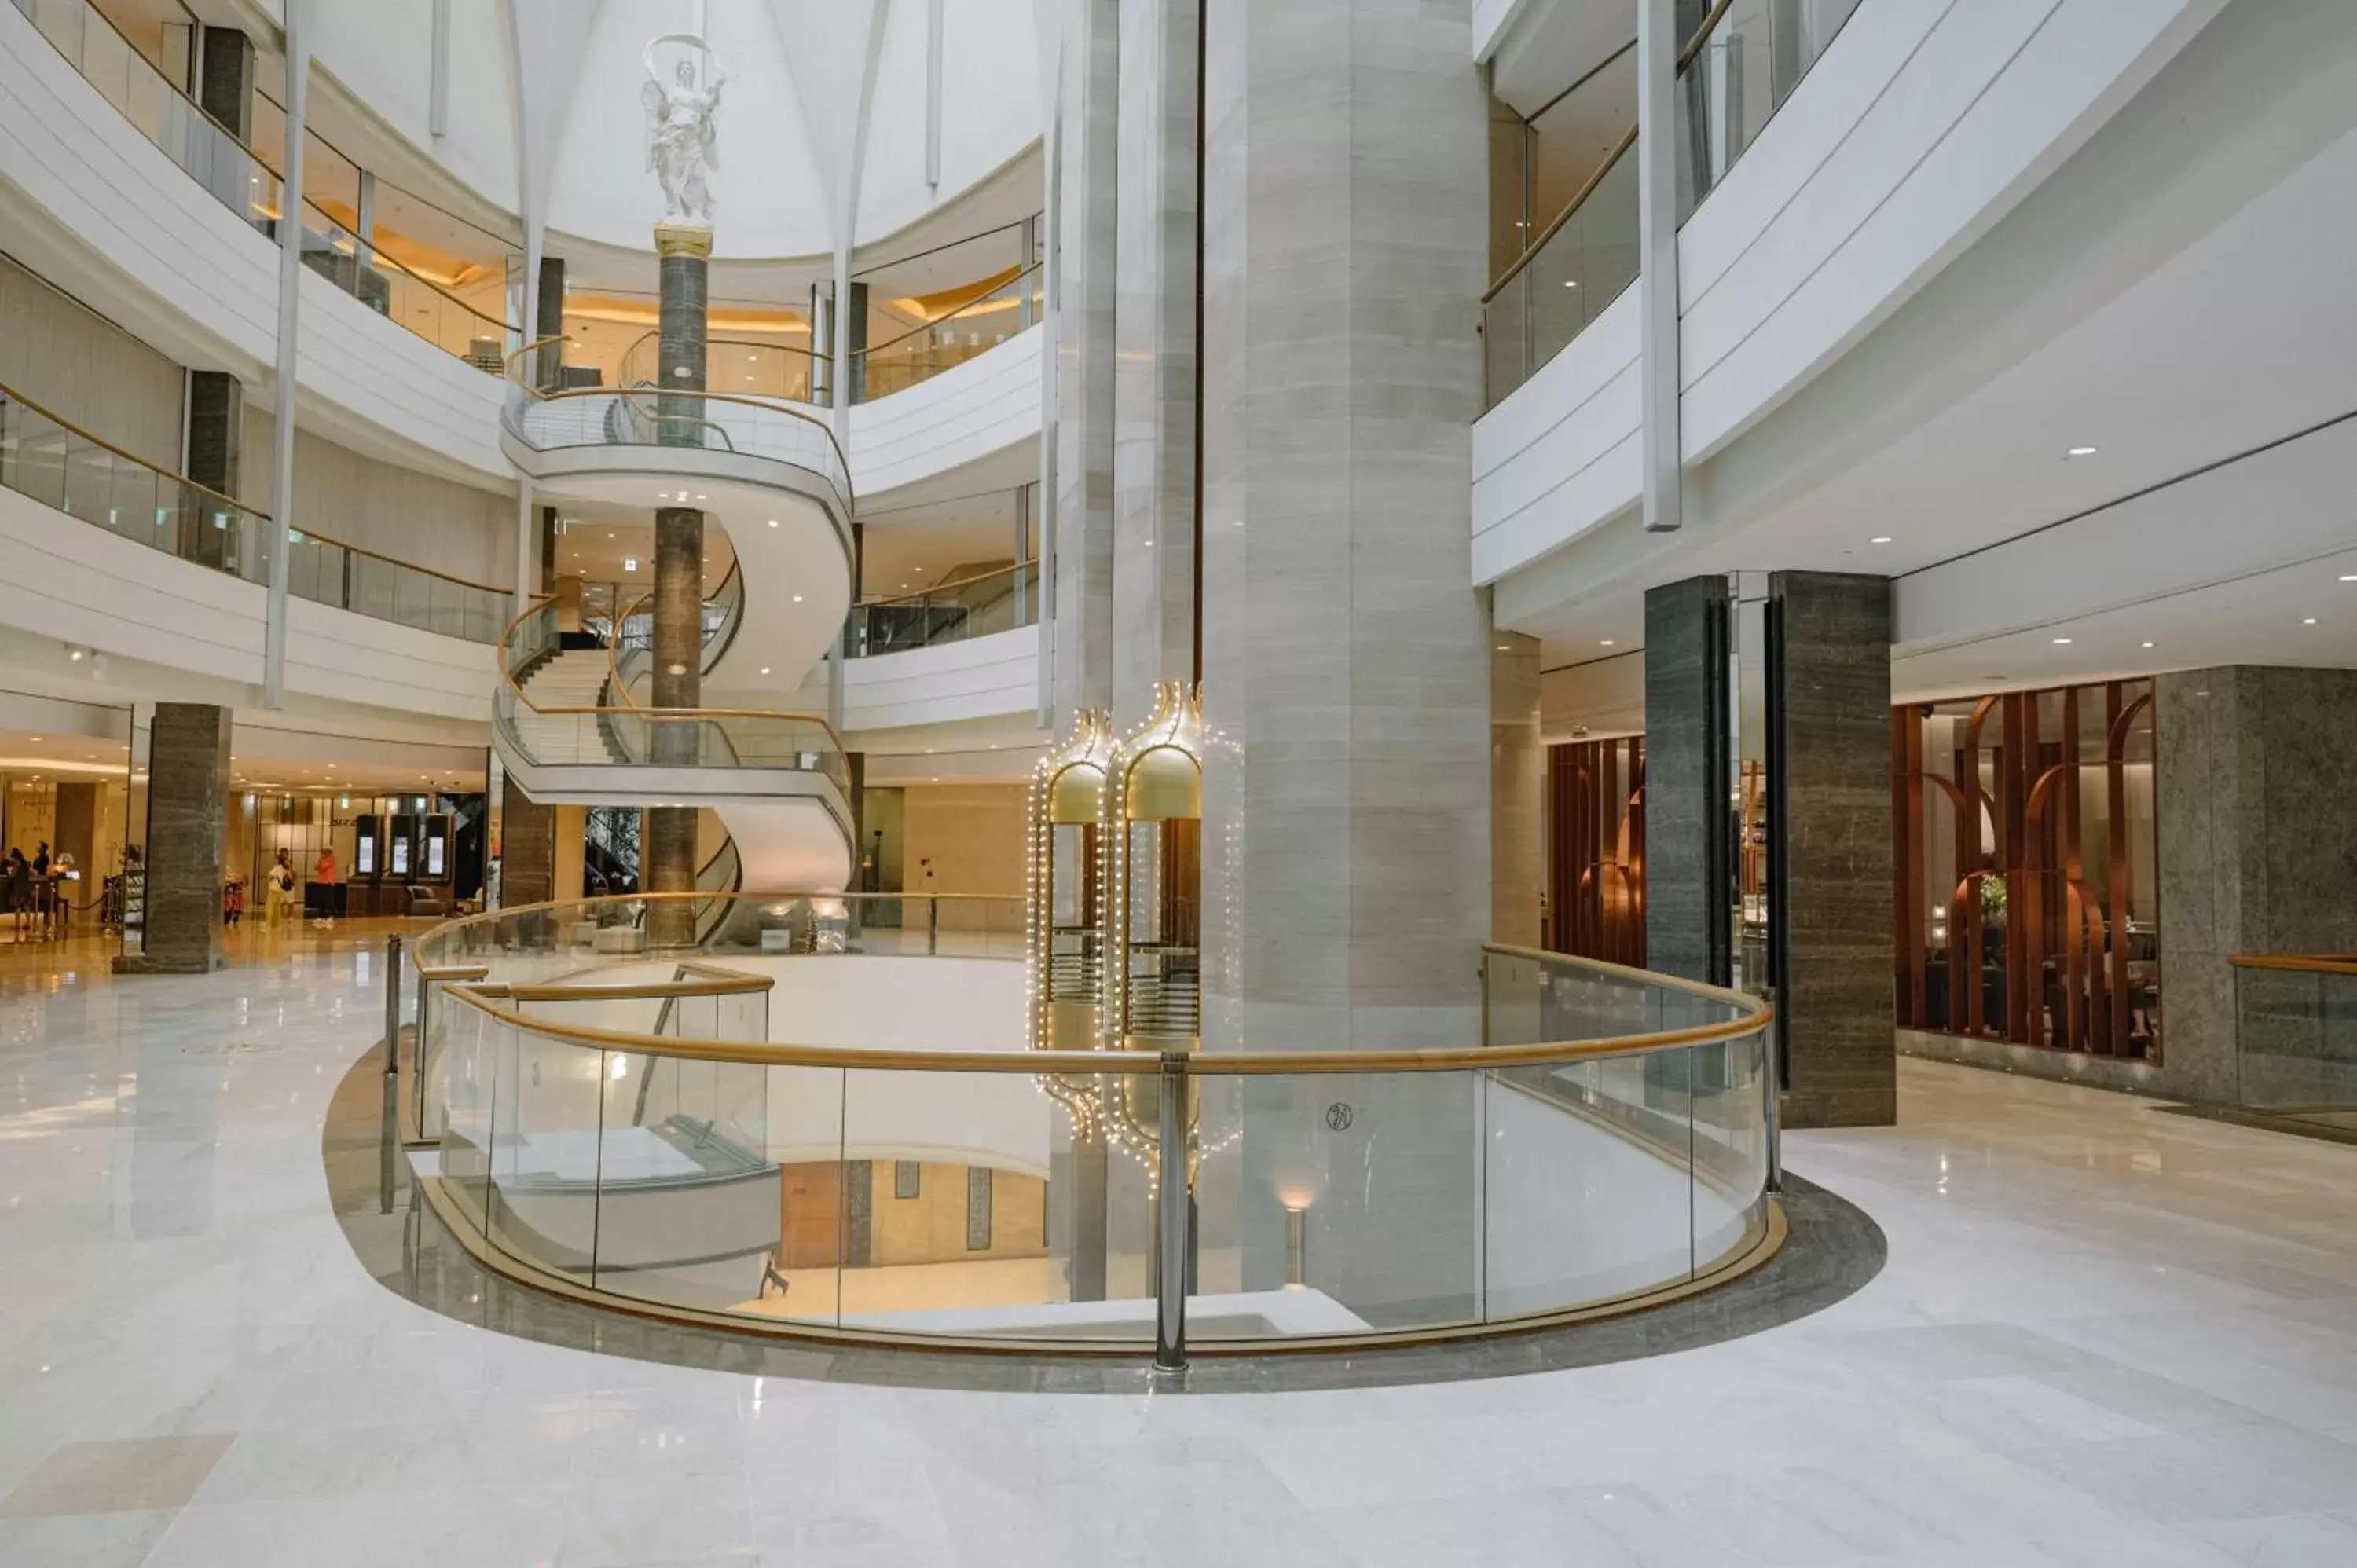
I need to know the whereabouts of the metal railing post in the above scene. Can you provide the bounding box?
[1761,984,1783,1195]
[380,933,404,1214]
[1154,1051,1189,1372]
[926,896,939,957]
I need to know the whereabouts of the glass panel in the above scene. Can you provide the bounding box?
[436,1003,500,1239]
[483,1021,602,1283]
[2236,969,2357,1112]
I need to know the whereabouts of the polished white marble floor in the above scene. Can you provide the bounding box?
[1,949,2354,1566]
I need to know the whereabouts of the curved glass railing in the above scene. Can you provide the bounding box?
[0,375,506,642]
[405,891,1776,1357]
[615,332,830,408]
[9,0,280,233]
[1482,0,1865,405]
[9,0,520,369]
[294,198,514,371]
[850,559,1039,657]
[852,262,1044,403]
[502,339,853,518]
[494,598,850,796]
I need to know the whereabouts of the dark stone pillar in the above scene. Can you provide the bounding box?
[1643,576,1733,985]
[195,26,252,136]
[533,255,565,389]
[184,372,241,568]
[53,783,96,929]
[1766,572,1894,1128]
[113,704,230,974]
[500,771,555,910]
[2157,667,2357,1107]
[536,504,559,597]
[647,224,710,946]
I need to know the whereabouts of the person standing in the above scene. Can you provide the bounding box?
[30,844,52,937]
[313,844,339,919]
[4,849,27,940]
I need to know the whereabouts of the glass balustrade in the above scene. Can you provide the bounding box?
[2230,958,2357,1114]
[411,895,1775,1355]
[503,379,852,515]
[11,0,281,233]
[12,0,519,369]
[0,379,504,643]
[614,333,828,406]
[851,560,1039,657]
[853,263,1044,402]
[1483,0,1866,405]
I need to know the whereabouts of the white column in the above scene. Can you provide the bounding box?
[262,0,308,709]
[1637,0,1682,534]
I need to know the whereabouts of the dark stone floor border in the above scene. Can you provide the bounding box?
[325,1041,1885,1394]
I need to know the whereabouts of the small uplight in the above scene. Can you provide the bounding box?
[2052,637,2073,645]
[2066,445,2099,458]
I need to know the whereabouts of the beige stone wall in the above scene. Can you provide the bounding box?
[868,1161,1047,1266]
[899,784,1025,929]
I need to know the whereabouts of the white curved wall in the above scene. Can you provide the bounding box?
[1470,0,2230,584]
[0,484,496,720]
[847,328,1041,497]
[0,1,509,482]
[785,628,1039,731]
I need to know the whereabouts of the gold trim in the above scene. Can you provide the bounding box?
[412,1170,1784,1359]
[654,222,715,258]
[854,262,1043,359]
[2228,954,2357,975]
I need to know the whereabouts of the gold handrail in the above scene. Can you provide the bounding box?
[497,593,846,749]
[859,558,1036,610]
[294,194,515,333]
[502,338,854,495]
[854,262,1043,360]
[619,330,830,370]
[0,372,504,596]
[1481,0,1737,306]
[418,891,1772,1074]
[2228,954,2357,976]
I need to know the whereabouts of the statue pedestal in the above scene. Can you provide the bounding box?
[653,221,713,259]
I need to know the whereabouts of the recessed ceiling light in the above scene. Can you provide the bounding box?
[1600,639,1615,647]
[2303,617,2318,625]
[2141,641,2155,649]
[2341,574,2357,582]
[1869,536,1892,544]
[2052,637,2073,645]
[1563,280,1578,288]
[792,595,804,603]
[759,667,771,676]
[768,519,779,528]
[2066,446,2098,458]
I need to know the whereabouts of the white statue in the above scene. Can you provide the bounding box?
[642,35,725,225]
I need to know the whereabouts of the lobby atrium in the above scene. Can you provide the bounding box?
[1,0,2355,1561]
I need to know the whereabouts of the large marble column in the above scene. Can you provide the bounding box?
[2156,666,2357,1105]
[1111,0,1199,721]
[647,224,710,947]
[1198,0,1492,1319]
[1643,576,1733,984]
[112,703,231,975]
[182,372,241,569]
[1054,0,1120,717]
[1766,571,1894,1128]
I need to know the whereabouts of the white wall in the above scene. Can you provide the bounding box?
[846,327,1041,496]
[0,252,184,471]
[306,0,522,214]
[1470,0,2230,585]
[0,484,497,722]
[787,628,1039,733]
[852,0,1042,245]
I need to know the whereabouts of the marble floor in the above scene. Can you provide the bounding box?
[1,950,2355,1566]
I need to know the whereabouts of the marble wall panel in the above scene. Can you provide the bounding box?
[1054,0,1120,719]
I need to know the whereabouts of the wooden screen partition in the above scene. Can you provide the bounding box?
[1545,738,1645,965]
[1891,681,2160,1059]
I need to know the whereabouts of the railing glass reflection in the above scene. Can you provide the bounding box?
[851,561,1039,657]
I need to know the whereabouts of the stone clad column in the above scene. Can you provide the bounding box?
[112,703,232,974]
[647,223,710,947]
[1111,0,1199,722]
[1054,0,1120,717]
[1643,576,1733,985]
[1767,571,1894,1128]
[1197,0,1493,1313]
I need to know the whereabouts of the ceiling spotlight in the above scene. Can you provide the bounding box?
[2066,445,2098,458]
[792,594,804,603]
[2052,637,2073,645]
[624,558,640,571]
[768,519,779,528]
[2341,574,2357,582]
[67,648,83,661]
[2141,640,2155,649]
[759,667,771,676]
[2304,617,2319,626]
[1869,536,1892,545]
[1600,639,1615,647]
